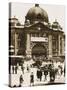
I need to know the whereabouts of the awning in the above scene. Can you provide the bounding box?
[49,57,64,62]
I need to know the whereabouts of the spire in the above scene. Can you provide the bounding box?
[55,19,57,22]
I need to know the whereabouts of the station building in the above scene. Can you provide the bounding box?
[9,4,65,61]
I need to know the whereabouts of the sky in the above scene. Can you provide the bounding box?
[10,2,65,31]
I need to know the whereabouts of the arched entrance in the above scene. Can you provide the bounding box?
[32,44,47,60]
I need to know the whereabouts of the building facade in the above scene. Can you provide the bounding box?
[9,4,65,60]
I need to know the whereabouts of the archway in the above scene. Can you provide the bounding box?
[32,44,47,60]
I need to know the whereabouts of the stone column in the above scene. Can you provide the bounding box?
[26,33,31,58]
[58,35,61,56]
[62,37,65,56]
[15,32,18,55]
[48,35,52,58]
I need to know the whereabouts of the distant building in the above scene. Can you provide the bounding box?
[9,4,65,60]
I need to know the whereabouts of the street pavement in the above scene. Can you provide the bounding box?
[10,65,65,87]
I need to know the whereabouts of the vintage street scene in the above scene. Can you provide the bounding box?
[9,3,65,87]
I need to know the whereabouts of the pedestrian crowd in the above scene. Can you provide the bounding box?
[9,60,65,87]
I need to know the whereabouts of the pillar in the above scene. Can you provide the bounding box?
[15,33,18,55]
[26,33,31,58]
[48,35,52,58]
[62,36,65,56]
[58,35,61,56]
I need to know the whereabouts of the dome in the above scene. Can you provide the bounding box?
[52,19,62,30]
[25,4,49,24]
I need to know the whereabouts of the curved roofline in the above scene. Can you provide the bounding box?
[25,4,49,23]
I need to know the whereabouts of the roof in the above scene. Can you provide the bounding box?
[25,4,49,23]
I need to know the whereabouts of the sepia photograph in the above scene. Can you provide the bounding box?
[9,2,65,87]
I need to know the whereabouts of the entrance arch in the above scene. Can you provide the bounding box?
[32,44,47,60]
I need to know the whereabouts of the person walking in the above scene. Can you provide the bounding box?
[19,75,24,87]
[49,67,55,82]
[21,66,24,74]
[12,66,14,74]
[37,69,40,80]
[44,65,48,81]
[30,72,34,86]
[27,65,29,72]
[39,70,42,81]
[15,66,18,74]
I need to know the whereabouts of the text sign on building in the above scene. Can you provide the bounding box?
[31,37,48,42]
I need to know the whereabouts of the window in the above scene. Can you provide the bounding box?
[31,33,36,37]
